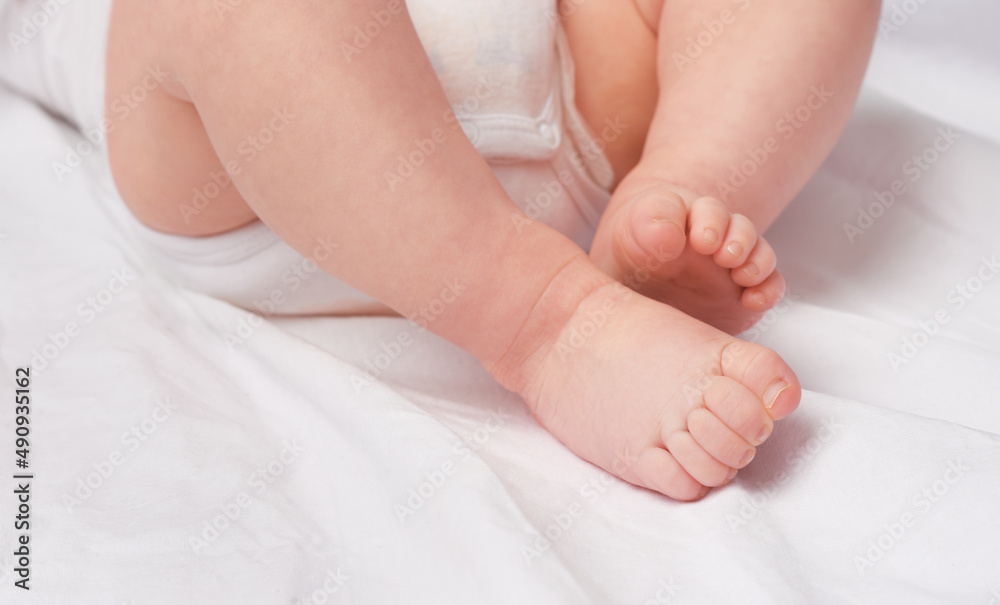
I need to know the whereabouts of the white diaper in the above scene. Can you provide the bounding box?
[0,0,616,315]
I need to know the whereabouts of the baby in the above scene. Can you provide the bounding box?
[1,0,879,500]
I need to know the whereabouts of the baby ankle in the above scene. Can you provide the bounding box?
[483,254,613,396]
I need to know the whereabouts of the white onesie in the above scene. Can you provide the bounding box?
[0,0,616,315]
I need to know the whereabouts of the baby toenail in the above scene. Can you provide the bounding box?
[739,449,755,466]
[727,242,743,257]
[754,424,772,444]
[652,217,686,236]
[744,263,758,278]
[703,228,719,244]
[725,467,738,482]
[763,380,790,410]
[752,292,766,306]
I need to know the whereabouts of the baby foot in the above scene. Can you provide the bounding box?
[518,281,800,501]
[589,181,785,335]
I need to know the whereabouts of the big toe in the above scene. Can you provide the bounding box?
[719,340,801,420]
[610,189,688,276]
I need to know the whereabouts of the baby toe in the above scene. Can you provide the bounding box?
[686,407,757,469]
[632,447,709,501]
[741,270,786,313]
[719,340,801,420]
[665,429,735,487]
[701,377,774,446]
[732,237,777,287]
[713,213,757,269]
[688,196,731,256]
[619,189,688,269]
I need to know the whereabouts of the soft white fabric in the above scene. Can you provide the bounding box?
[0,0,109,137]
[1,1,999,604]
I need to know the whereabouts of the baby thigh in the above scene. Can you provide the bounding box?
[105,0,259,237]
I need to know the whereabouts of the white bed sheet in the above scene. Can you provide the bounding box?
[1,1,999,603]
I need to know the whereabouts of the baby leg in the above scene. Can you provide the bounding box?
[588,0,880,333]
[111,0,800,499]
